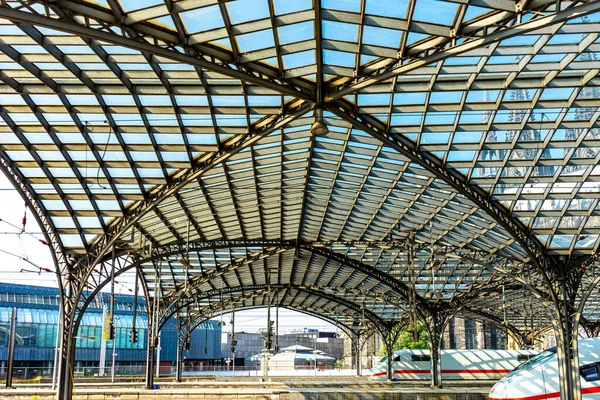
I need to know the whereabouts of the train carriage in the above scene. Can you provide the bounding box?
[369,349,539,381]
[490,337,600,400]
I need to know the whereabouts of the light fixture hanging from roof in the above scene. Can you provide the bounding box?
[311,106,329,136]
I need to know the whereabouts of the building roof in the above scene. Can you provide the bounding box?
[0,0,599,339]
[280,344,314,353]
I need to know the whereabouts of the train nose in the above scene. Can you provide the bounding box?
[489,381,507,399]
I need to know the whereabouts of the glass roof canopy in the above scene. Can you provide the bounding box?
[1,0,600,335]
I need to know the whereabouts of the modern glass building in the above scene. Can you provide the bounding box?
[0,283,221,378]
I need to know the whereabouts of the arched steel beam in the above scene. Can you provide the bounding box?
[180,305,364,342]
[325,1,600,101]
[160,283,388,331]
[0,151,64,270]
[161,283,408,326]
[0,4,314,101]
[68,243,291,360]
[50,99,311,338]
[304,245,431,312]
[327,100,554,278]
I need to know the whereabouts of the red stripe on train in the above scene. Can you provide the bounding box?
[371,369,511,377]
[489,386,600,400]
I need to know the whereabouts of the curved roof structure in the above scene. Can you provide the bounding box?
[1,0,600,342]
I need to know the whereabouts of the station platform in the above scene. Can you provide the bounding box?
[0,380,492,400]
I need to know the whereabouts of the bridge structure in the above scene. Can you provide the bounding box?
[0,0,600,399]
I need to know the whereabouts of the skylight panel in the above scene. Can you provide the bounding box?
[226,0,270,24]
[236,29,275,53]
[412,0,458,26]
[278,21,314,45]
[357,93,391,106]
[362,26,402,48]
[465,91,500,104]
[424,112,456,125]
[463,5,491,21]
[283,50,315,69]
[322,21,359,43]
[429,91,463,104]
[407,32,427,45]
[211,96,246,107]
[500,35,539,47]
[119,0,163,12]
[102,95,136,106]
[274,0,312,14]
[150,15,176,30]
[323,50,355,67]
[179,5,224,33]
[365,0,408,19]
[145,115,179,126]
[139,95,172,106]
[393,92,427,105]
[549,235,574,249]
[76,63,110,71]
[540,88,574,100]
[55,45,95,54]
[390,113,422,126]
[247,96,281,106]
[175,96,209,106]
[12,45,47,54]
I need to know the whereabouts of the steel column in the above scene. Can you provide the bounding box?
[175,322,183,383]
[56,287,76,400]
[554,278,582,400]
[428,314,443,389]
[145,334,155,389]
[352,332,363,376]
[419,309,445,389]
[5,307,17,388]
[385,340,394,381]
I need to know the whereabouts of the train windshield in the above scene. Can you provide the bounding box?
[510,348,557,373]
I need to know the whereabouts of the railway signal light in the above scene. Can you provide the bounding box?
[129,328,137,343]
[264,321,274,350]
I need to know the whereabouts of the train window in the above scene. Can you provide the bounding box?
[581,363,600,382]
[512,348,556,372]
[393,355,401,362]
[411,355,431,362]
[518,355,534,362]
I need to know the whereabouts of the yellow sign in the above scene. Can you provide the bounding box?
[102,309,112,341]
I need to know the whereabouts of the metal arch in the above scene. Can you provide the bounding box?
[83,101,308,254]
[180,304,367,342]
[168,284,388,331]
[158,247,291,315]
[0,4,314,101]
[57,100,310,315]
[304,245,430,311]
[160,283,408,328]
[68,240,294,327]
[327,101,554,274]
[0,151,65,270]
[325,1,600,101]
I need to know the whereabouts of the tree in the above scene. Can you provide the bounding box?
[380,324,429,356]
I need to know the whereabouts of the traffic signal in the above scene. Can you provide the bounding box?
[264,320,274,350]
[108,323,115,340]
[231,338,238,353]
[184,340,190,351]
[129,328,137,343]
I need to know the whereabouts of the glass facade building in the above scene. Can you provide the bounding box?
[0,283,221,377]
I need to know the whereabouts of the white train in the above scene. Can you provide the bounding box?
[490,337,600,399]
[368,348,539,381]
